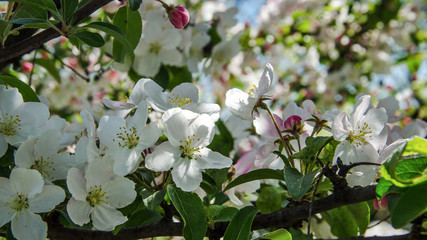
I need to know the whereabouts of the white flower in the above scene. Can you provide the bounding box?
[0,168,65,240]
[66,159,136,231]
[133,9,183,77]
[14,129,74,183]
[225,63,274,120]
[0,86,49,157]
[145,109,232,191]
[332,95,388,165]
[97,101,161,176]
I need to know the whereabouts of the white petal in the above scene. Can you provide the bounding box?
[185,103,220,122]
[103,178,136,209]
[86,158,114,187]
[112,148,141,176]
[34,129,61,158]
[0,86,23,114]
[102,99,135,110]
[97,115,124,147]
[145,142,179,172]
[14,137,36,168]
[12,210,47,240]
[10,168,43,197]
[0,204,14,227]
[129,101,148,130]
[225,88,256,120]
[196,149,232,170]
[66,198,92,226]
[170,83,199,104]
[15,102,49,129]
[351,95,371,127]
[332,111,350,141]
[159,49,183,66]
[133,53,160,77]
[256,63,274,97]
[129,78,153,105]
[66,168,87,201]
[163,109,199,146]
[171,158,202,192]
[139,122,161,149]
[80,110,96,139]
[91,204,127,231]
[29,185,65,213]
[360,108,388,138]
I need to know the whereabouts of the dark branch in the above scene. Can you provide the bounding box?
[47,185,377,240]
[0,0,113,68]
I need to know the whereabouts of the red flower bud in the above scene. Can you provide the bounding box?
[22,62,33,72]
[284,115,302,130]
[168,6,190,29]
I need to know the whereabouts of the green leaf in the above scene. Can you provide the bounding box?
[294,136,333,163]
[260,229,292,240]
[0,146,14,168]
[205,168,229,189]
[284,167,319,200]
[83,22,134,63]
[61,0,78,22]
[223,169,284,192]
[128,0,143,11]
[113,6,142,62]
[10,0,59,19]
[390,182,427,228]
[223,206,258,240]
[34,58,61,83]
[167,185,207,240]
[323,202,370,238]
[404,137,427,156]
[73,30,105,47]
[143,189,166,211]
[8,18,46,24]
[207,205,238,224]
[256,186,286,213]
[208,120,234,157]
[0,76,39,102]
[395,157,427,184]
[14,2,47,20]
[166,66,192,90]
[376,178,393,198]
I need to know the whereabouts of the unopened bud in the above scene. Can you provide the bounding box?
[22,62,33,72]
[284,115,302,130]
[167,6,190,29]
[373,195,388,211]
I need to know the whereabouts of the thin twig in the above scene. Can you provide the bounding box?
[29,50,37,86]
[43,48,90,82]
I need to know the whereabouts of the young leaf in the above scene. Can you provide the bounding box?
[284,167,319,200]
[60,0,78,22]
[73,30,105,47]
[390,182,427,228]
[113,6,142,63]
[0,76,39,102]
[167,185,207,240]
[260,229,292,240]
[83,22,135,63]
[223,169,284,192]
[403,137,427,156]
[223,206,258,240]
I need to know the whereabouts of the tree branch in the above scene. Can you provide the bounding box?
[0,0,113,68]
[47,185,377,240]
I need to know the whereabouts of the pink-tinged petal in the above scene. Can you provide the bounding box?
[332,111,350,141]
[14,137,36,168]
[196,148,232,170]
[10,168,43,197]
[66,168,87,201]
[0,86,23,114]
[12,210,47,240]
[29,185,65,213]
[145,142,179,172]
[170,83,199,104]
[254,109,283,140]
[255,63,274,97]
[225,88,256,120]
[91,204,127,231]
[234,149,257,176]
[350,95,371,127]
[102,99,135,110]
[66,198,92,226]
[302,100,317,115]
[103,178,136,209]
[171,158,202,192]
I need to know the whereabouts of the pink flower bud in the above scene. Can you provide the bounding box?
[373,195,388,211]
[284,115,302,130]
[22,62,33,72]
[168,6,190,29]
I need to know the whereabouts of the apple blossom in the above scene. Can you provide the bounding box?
[0,168,65,240]
[66,158,136,231]
[145,109,232,191]
[225,63,274,120]
[0,86,49,158]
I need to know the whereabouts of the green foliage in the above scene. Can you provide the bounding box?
[293,136,333,164]
[207,205,238,225]
[208,120,234,157]
[0,75,39,102]
[113,6,142,63]
[223,169,284,192]
[60,0,78,23]
[284,167,319,200]
[143,189,166,211]
[258,229,292,240]
[34,58,61,83]
[322,202,370,238]
[167,185,207,240]
[223,206,258,240]
[73,30,105,47]
[256,186,286,213]
[128,0,143,11]
[152,65,192,91]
